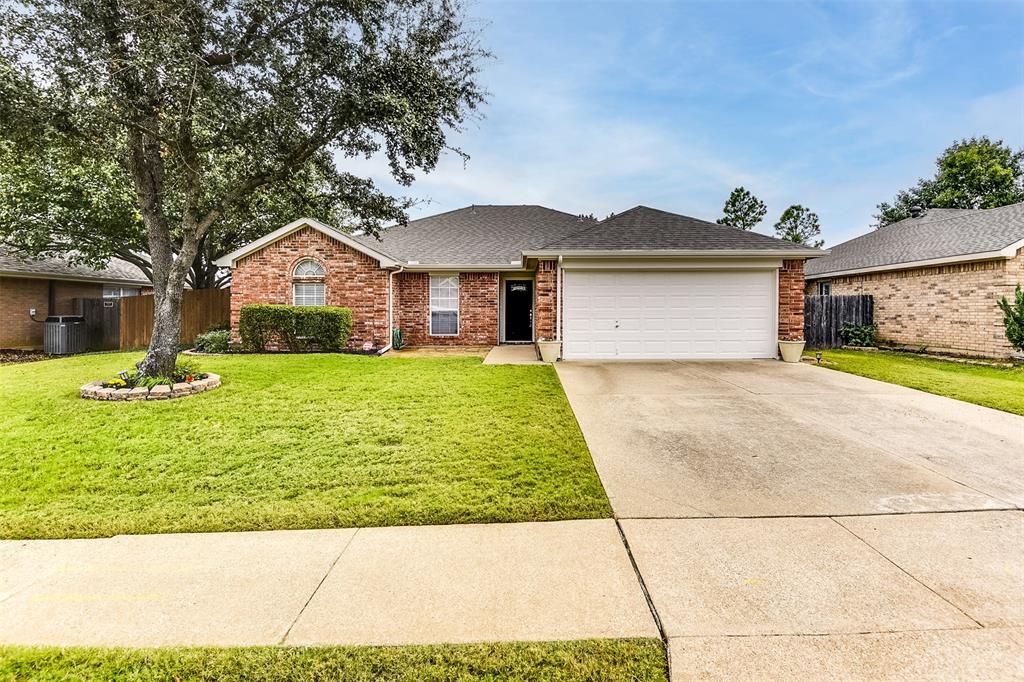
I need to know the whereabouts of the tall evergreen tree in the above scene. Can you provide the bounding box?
[717,187,767,231]
[774,205,824,248]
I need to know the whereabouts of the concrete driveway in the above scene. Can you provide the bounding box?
[557,360,1024,680]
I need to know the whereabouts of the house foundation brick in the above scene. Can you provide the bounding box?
[778,260,806,342]
[806,248,1022,358]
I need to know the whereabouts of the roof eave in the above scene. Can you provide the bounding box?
[522,249,829,259]
[805,240,1023,280]
[0,270,151,286]
[214,217,399,268]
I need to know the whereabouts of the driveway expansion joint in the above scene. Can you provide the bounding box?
[614,519,670,672]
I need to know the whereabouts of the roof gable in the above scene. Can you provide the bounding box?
[806,202,1024,277]
[214,218,398,268]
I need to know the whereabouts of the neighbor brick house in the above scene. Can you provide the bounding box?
[217,205,823,359]
[805,203,1024,358]
[0,247,150,349]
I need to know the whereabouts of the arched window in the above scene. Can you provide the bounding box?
[292,259,325,306]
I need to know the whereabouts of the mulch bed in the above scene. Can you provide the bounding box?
[0,350,49,365]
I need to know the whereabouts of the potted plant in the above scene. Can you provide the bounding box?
[536,338,561,363]
[778,337,805,363]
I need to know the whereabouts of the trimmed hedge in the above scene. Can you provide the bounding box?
[239,304,353,352]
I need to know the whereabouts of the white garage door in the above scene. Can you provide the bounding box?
[563,269,777,360]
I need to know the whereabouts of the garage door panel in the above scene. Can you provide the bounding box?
[563,269,777,360]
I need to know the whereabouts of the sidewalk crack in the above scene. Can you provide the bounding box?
[279,528,359,644]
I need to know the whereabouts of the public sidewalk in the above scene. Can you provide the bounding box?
[0,519,658,648]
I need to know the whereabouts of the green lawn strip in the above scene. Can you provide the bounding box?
[0,353,611,539]
[807,349,1024,415]
[0,639,668,682]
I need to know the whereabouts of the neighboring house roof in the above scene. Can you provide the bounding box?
[529,205,825,257]
[806,202,1024,279]
[0,246,150,285]
[350,205,594,266]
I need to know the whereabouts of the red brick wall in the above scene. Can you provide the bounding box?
[534,260,558,341]
[394,271,498,346]
[0,277,111,348]
[778,259,806,342]
[230,226,390,349]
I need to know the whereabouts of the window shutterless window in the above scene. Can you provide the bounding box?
[293,282,325,306]
[429,274,459,336]
[292,259,326,306]
[817,282,832,296]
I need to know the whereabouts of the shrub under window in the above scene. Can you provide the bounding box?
[239,304,352,352]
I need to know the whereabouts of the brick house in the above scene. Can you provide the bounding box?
[805,203,1024,358]
[0,247,150,349]
[217,205,823,360]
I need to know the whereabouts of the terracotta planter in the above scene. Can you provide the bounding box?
[537,340,561,363]
[778,340,805,363]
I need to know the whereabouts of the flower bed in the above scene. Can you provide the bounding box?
[79,359,221,401]
[81,373,221,401]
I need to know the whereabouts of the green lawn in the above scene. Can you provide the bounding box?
[0,640,668,681]
[808,349,1024,415]
[0,353,610,539]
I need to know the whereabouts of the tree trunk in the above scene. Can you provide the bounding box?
[137,276,183,377]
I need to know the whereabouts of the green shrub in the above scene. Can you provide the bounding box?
[238,304,352,352]
[997,284,1024,352]
[840,323,878,347]
[193,329,230,353]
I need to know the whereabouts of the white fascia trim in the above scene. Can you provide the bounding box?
[403,263,529,272]
[804,240,1024,280]
[214,217,398,268]
[521,249,829,259]
[0,271,151,286]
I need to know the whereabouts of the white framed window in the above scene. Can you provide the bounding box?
[817,281,832,296]
[293,282,325,306]
[103,286,140,298]
[292,258,326,306]
[429,274,459,336]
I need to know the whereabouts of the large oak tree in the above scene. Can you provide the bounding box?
[0,0,487,376]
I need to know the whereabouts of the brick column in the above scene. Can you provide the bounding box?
[534,260,558,340]
[778,259,806,341]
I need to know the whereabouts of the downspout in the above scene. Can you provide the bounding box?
[556,255,563,348]
[377,265,405,355]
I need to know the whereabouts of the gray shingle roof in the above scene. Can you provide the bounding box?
[0,246,150,284]
[351,205,594,265]
[805,202,1024,277]
[538,205,824,254]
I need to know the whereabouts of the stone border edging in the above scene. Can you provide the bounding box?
[80,373,221,401]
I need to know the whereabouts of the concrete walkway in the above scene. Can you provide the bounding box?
[482,344,545,364]
[0,519,657,647]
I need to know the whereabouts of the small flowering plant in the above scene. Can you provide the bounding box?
[101,360,208,389]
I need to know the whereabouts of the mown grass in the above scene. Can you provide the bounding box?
[0,640,668,682]
[0,353,610,539]
[808,349,1024,415]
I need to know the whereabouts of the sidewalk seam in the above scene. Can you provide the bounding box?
[615,519,671,675]
[279,528,360,644]
[828,517,985,629]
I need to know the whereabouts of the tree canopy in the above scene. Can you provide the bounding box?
[774,205,824,248]
[0,0,488,375]
[717,187,766,231]
[875,137,1024,227]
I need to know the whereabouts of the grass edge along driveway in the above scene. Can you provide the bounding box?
[807,348,1024,416]
[0,639,669,682]
[0,353,610,539]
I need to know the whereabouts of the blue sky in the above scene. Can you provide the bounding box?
[351,0,1024,246]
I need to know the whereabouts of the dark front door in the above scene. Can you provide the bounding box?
[504,280,534,342]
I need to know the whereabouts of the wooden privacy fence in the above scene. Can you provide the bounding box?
[119,288,231,350]
[804,294,873,348]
